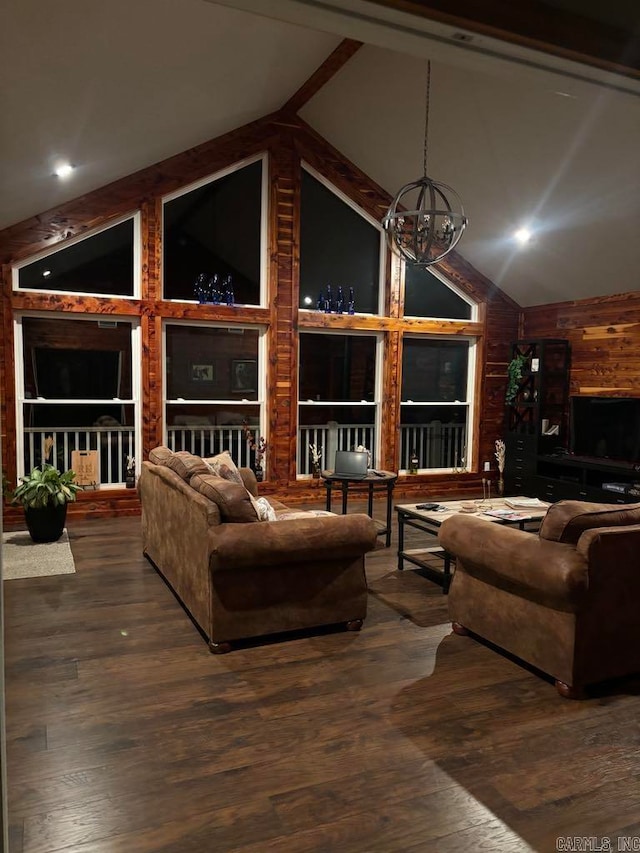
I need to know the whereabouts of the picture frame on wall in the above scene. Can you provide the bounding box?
[191,363,214,382]
[231,359,256,393]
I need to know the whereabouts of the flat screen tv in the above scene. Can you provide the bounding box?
[570,396,640,463]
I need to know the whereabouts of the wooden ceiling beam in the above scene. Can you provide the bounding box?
[281,38,363,114]
[366,0,640,77]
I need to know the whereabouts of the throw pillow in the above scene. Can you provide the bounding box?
[255,497,277,522]
[203,450,244,486]
[164,451,210,483]
[191,473,260,523]
[149,445,174,465]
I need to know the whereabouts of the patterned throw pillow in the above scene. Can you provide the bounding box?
[203,451,244,486]
[255,497,277,522]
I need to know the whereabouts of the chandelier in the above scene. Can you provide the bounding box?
[382,61,468,266]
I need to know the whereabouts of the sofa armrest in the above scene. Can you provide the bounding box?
[439,514,589,607]
[210,513,378,572]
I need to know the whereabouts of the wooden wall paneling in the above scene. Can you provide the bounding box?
[381,329,402,473]
[523,293,640,398]
[269,132,299,484]
[10,294,143,318]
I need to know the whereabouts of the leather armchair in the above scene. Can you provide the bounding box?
[438,500,640,698]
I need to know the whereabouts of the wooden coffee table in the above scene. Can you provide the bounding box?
[395,497,550,593]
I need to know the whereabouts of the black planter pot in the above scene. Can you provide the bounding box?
[24,503,68,543]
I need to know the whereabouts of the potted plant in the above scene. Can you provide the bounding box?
[12,463,82,542]
[505,353,527,404]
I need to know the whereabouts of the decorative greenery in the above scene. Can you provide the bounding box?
[12,463,82,509]
[505,354,527,404]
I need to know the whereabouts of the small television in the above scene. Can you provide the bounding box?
[570,396,640,463]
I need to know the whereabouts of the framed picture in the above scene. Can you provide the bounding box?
[231,359,257,393]
[191,363,214,382]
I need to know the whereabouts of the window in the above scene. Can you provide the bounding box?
[298,331,380,475]
[163,157,266,304]
[164,323,265,467]
[15,216,139,297]
[15,315,140,485]
[299,167,383,315]
[404,266,473,319]
[400,337,476,472]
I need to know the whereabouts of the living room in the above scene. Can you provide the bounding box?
[1,1,640,850]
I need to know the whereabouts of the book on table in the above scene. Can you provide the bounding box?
[483,508,530,521]
[504,497,546,509]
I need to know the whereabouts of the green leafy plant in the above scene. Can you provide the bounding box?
[505,353,527,404]
[12,463,82,509]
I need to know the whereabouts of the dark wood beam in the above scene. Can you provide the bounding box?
[366,0,640,78]
[281,38,363,114]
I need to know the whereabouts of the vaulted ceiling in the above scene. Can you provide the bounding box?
[2,0,639,306]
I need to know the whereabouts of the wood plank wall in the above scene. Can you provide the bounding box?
[524,293,640,398]
[0,110,519,520]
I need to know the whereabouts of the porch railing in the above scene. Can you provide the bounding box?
[167,424,254,468]
[22,420,467,483]
[24,426,135,486]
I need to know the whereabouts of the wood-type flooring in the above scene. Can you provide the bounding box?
[4,505,640,853]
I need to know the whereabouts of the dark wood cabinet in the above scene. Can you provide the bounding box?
[504,339,640,504]
[504,339,570,495]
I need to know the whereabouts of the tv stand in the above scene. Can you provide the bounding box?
[533,454,640,503]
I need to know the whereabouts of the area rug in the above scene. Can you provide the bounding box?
[2,529,76,580]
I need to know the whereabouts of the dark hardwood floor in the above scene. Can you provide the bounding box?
[4,505,640,852]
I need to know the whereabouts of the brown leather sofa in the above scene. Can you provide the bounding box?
[438,500,640,698]
[139,447,378,652]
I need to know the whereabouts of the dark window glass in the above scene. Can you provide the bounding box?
[165,325,259,402]
[404,266,471,319]
[401,339,469,403]
[18,220,134,296]
[299,333,376,402]
[163,160,262,304]
[22,316,133,401]
[299,171,381,314]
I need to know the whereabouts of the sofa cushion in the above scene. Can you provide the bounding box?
[539,500,640,545]
[191,473,260,523]
[203,450,244,486]
[164,451,210,482]
[149,445,174,465]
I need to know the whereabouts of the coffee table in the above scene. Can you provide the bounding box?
[395,497,550,593]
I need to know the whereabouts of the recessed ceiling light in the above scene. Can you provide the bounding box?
[54,163,75,178]
[514,227,532,245]
[42,269,51,277]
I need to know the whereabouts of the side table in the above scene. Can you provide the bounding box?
[322,470,398,547]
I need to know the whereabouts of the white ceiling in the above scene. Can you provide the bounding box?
[2,0,639,306]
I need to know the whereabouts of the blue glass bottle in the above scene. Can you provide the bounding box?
[224,275,234,306]
[348,287,355,315]
[336,286,344,314]
[210,274,220,304]
[325,284,333,313]
[316,291,325,311]
[193,272,208,303]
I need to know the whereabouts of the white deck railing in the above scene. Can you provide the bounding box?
[298,421,466,474]
[24,426,135,485]
[22,420,467,483]
[167,424,254,467]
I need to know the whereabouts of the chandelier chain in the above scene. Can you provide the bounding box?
[423,60,431,177]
